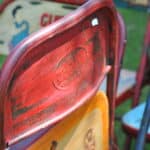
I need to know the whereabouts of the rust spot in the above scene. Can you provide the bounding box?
[84,128,95,150]
[56,47,85,69]
[13,103,56,129]
[77,80,89,95]
[53,47,86,90]
[8,74,17,94]
[22,60,30,70]
[12,105,34,119]
[50,141,58,150]
[107,56,114,65]
[12,97,49,119]
[87,31,100,54]
[108,21,113,33]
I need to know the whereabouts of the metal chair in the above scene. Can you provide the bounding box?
[122,89,150,150]
[121,16,150,149]
[0,0,125,149]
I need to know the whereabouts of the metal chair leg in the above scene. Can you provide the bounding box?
[135,92,150,150]
[124,135,132,150]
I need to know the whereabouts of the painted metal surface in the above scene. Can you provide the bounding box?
[122,103,150,134]
[122,91,150,144]
[11,91,109,150]
[135,92,150,150]
[28,91,109,150]
[0,0,122,149]
[0,0,78,54]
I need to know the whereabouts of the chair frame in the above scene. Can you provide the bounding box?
[135,92,150,150]
[121,15,150,150]
[0,0,125,149]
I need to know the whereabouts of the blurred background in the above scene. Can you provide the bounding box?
[114,0,150,149]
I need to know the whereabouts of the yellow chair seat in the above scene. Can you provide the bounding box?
[28,91,109,150]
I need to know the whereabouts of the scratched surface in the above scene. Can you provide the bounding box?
[10,20,106,141]
[0,0,123,149]
[0,1,116,146]
[9,91,109,150]
[28,91,109,150]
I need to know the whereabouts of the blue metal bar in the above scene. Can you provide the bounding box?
[135,90,150,150]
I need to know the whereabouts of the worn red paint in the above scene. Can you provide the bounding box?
[40,13,52,27]
[0,0,124,149]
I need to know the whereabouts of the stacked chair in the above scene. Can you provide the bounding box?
[2,0,150,150]
[0,0,126,150]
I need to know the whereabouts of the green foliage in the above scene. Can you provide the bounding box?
[0,55,6,67]
[119,8,148,70]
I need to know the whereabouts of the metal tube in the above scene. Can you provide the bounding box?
[135,91,150,150]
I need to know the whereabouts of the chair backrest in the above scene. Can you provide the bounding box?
[0,0,124,149]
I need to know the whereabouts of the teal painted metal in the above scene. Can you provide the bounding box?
[135,91,150,150]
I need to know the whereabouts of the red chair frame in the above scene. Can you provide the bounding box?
[0,0,125,149]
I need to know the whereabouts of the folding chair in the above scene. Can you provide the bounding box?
[115,0,150,109]
[0,0,125,149]
[121,16,150,150]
